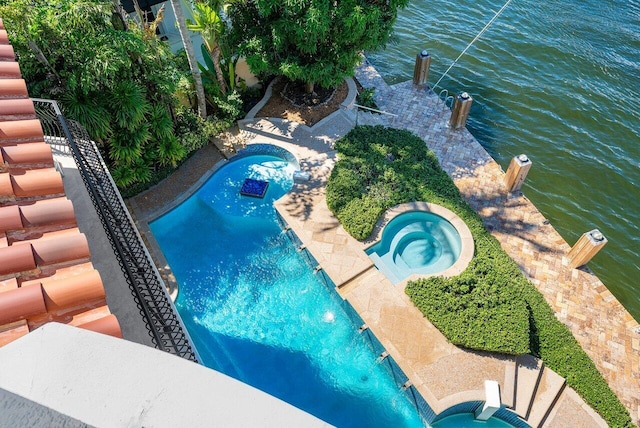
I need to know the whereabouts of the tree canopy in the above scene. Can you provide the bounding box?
[229,0,409,91]
[0,0,227,189]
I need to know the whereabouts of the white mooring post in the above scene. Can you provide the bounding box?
[567,229,607,268]
[413,50,431,86]
[504,154,532,192]
[475,380,501,421]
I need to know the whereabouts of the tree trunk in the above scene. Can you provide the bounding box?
[212,45,228,96]
[111,0,129,31]
[170,0,207,119]
[304,81,315,94]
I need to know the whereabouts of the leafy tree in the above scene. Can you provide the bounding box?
[0,0,191,187]
[229,0,409,93]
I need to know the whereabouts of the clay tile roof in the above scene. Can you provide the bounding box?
[10,168,65,197]
[0,243,36,276]
[0,79,28,98]
[19,197,76,229]
[1,143,54,169]
[0,18,122,346]
[0,98,37,120]
[77,314,123,338]
[0,283,46,325]
[0,62,21,79]
[0,119,45,144]
[0,44,15,61]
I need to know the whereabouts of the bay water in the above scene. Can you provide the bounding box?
[368,0,640,321]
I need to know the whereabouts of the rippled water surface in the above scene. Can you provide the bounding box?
[368,0,640,320]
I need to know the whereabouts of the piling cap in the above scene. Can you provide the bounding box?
[460,92,470,100]
[589,229,606,242]
[517,154,530,163]
[420,50,429,57]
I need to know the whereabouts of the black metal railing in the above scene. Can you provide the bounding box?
[33,99,198,362]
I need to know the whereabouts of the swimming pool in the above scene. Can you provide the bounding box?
[149,146,426,427]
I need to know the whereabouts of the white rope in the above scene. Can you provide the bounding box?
[433,0,515,89]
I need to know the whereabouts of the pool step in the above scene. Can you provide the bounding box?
[504,354,567,427]
[527,368,566,427]
[502,360,516,409]
[513,354,544,419]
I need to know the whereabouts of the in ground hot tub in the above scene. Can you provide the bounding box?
[366,210,463,285]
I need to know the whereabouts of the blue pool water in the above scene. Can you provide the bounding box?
[149,148,426,427]
[366,211,462,284]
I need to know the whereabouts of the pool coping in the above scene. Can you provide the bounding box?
[363,202,474,292]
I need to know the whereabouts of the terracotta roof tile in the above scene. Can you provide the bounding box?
[0,119,45,144]
[0,277,18,291]
[9,168,64,198]
[0,20,122,344]
[0,44,14,61]
[0,172,11,197]
[0,282,46,324]
[77,314,123,338]
[0,61,21,79]
[1,143,54,168]
[0,319,28,346]
[0,98,36,120]
[0,243,36,276]
[40,269,105,312]
[0,204,21,231]
[30,231,90,266]
[19,198,76,229]
[0,79,28,98]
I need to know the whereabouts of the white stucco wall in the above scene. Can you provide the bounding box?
[0,323,330,427]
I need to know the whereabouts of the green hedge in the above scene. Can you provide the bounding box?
[326,125,632,427]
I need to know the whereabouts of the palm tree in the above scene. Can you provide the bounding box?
[186,1,228,96]
[169,0,207,118]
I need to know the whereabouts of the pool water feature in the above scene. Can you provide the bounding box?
[149,146,427,427]
[366,211,462,284]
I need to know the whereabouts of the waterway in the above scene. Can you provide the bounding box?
[367,0,640,321]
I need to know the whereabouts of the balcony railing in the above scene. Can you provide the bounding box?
[33,99,198,363]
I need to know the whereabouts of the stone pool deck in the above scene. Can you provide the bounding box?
[128,61,638,426]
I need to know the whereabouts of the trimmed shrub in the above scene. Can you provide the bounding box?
[326,125,632,427]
